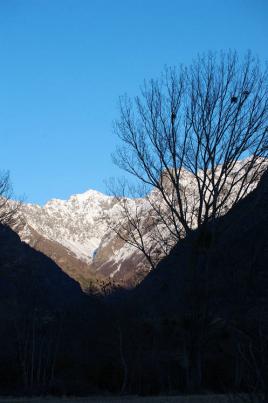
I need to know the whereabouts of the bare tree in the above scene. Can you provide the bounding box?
[12,305,63,395]
[0,170,21,226]
[105,179,161,270]
[111,51,268,266]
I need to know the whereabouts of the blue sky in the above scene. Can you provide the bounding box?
[0,0,267,204]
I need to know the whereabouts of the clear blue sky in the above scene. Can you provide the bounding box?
[0,0,267,204]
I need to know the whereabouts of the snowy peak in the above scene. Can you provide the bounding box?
[44,189,111,207]
[69,189,110,202]
[21,188,119,262]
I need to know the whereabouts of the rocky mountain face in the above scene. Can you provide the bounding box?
[12,160,267,291]
[13,190,149,290]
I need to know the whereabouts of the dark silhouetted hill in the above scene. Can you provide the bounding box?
[133,169,268,320]
[106,169,268,394]
[0,224,83,312]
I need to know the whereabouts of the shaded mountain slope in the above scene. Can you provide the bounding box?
[133,168,268,319]
[16,222,105,291]
[98,169,268,394]
[0,225,110,395]
[0,224,83,310]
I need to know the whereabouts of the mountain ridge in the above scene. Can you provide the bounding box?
[14,188,147,290]
[12,158,267,290]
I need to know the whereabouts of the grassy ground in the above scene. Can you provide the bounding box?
[0,395,233,403]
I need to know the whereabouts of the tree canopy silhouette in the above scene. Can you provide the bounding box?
[111,51,268,268]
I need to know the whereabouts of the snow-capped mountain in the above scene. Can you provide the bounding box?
[15,189,148,290]
[22,190,120,262]
[13,158,267,291]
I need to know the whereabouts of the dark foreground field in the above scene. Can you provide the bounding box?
[0,395,235,403]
